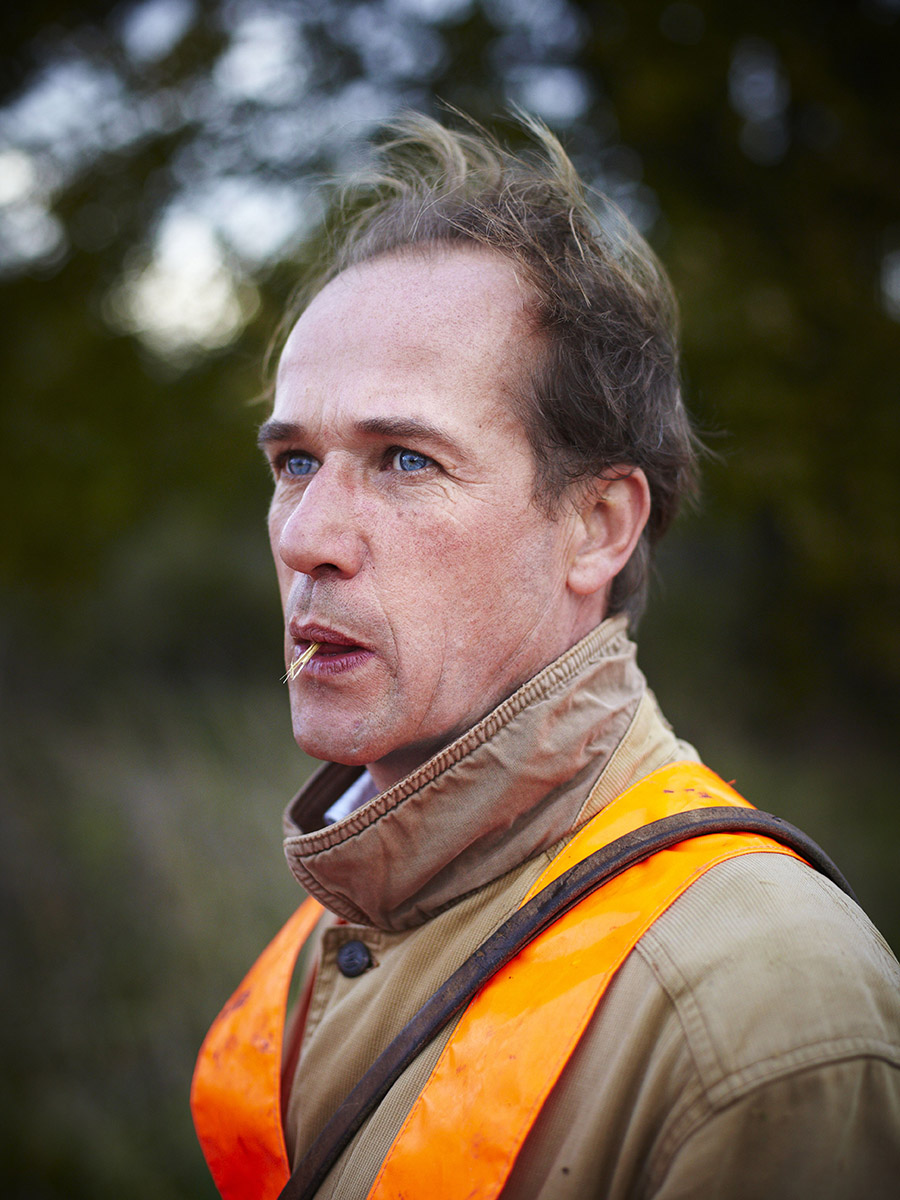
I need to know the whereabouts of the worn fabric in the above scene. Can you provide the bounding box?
[283,617,656,931]
[280,616,900,1198]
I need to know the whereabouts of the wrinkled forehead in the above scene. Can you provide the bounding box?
[278,244,538,389]
[269,252,545,467]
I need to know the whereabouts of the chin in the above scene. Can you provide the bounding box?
[291,715,380,769]
[293,735,372,769]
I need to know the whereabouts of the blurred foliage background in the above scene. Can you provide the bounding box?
[1,0,898,1195]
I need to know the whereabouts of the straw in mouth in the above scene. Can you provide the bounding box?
[282,642,321,683]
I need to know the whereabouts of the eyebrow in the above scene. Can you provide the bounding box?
[257,419,300,448]
[257,415,465,458]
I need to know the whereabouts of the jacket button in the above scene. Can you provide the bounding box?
[336,940,372,978]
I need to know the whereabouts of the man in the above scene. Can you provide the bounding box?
[192,115,900,1198]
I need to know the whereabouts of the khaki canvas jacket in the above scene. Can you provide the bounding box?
[280,616,900,1198]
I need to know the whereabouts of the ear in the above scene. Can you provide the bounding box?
[566,469,651,597]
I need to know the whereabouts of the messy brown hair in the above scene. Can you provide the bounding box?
[280,111,700,625]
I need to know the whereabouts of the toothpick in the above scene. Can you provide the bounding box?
[282,642,321,683]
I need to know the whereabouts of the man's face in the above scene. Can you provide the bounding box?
[262,246,593,790]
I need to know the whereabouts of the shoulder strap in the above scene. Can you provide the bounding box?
[280,788,854,1199]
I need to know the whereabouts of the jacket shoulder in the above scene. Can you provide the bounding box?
[637,848,900,1082]
[627,851,900,1196]
[504,847,900,1200]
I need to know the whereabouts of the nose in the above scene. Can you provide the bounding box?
[272,465,366,580]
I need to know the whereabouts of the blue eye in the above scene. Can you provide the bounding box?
[284,452,318,477]
[392,449,430,472]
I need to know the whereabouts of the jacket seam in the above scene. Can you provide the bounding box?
[633,903,730,1086]
[645,1043,900,1194]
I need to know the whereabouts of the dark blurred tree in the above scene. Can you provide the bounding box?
[1,0,897,722]
[579,1,900,733]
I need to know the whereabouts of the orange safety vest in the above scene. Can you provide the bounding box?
[191,762,806,1200]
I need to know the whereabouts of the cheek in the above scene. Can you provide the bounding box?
[267,497,285,555]
[406,519,527,630]
[268,482,296,529]
[268,519,294,605]
[374,518,490,649]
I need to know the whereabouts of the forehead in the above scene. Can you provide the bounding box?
[274,246,536,426]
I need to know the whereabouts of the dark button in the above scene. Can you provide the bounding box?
[336,940,372,978]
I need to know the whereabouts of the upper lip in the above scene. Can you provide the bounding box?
[289,620,367,649]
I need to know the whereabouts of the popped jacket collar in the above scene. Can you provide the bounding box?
[283,616,645,932]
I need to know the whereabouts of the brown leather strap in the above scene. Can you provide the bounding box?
[279,807,855,1200]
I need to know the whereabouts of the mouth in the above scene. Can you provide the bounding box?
[287,622,372,677]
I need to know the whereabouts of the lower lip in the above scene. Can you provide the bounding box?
[292,644,373,678]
